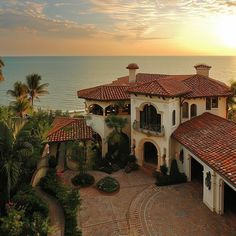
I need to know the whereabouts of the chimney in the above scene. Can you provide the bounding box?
[126,63,139,83]
[194,64,211,77]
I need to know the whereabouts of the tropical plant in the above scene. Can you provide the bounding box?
[105,115,127,133]
[10,98,31,118]
[228,80,236,120]
[0,206,24,236]
[0,121,33,203]
[7,82,28,101]
[96,176,120,193]
[26,73,49,107]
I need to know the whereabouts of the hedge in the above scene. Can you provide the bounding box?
[39,170,81,236]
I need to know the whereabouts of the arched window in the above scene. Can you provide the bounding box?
[140,104,161,132]
[89,104,103,115]
[105,105,119,116]
[190,104,197,118]
[172,110,176,126]
[182,102,189,118]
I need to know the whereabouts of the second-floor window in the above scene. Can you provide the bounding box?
[206,97,218,110]
[182,102,189,118]
[172,110,176,126]
[140,104,161,132]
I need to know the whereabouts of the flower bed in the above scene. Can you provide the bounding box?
[96,176,120,194]
[71,173,95,187]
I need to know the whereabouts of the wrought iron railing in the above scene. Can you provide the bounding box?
[133,120,165,136]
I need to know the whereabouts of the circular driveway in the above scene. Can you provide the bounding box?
[61,170,236,236]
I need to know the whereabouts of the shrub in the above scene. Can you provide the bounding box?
[156,159,187,186]
[71,173,95,187]
[111,164,120,172]
[96,176,120,193]
[13,185,49,218]
[48,155,58,168]
[40,170,81,236]
[160,165,168,176]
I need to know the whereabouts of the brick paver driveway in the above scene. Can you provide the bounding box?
[61,170,236,236]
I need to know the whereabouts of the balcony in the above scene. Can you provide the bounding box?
[133,120,165,136]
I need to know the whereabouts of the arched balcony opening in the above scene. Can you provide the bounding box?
[140,104,161,132]
[182,102,189,119]
[105,105,119,116]
[190,104,197,118]
[88,104,103,116]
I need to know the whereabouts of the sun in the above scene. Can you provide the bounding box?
[216,15,236,48]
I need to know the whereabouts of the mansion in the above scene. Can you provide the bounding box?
[77,63,236,215]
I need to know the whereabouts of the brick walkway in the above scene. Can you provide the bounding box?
[60,170,236,236]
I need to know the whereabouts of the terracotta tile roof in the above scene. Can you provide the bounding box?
[128,79,191,97]
[47,117,93,142]
[78,71,232,101]
[172,113,236,187]
[183,75,232,98]
[77,85,130,101]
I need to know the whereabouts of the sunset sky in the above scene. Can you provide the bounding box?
[1,0,236,56]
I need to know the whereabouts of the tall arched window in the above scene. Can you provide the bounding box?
[172,110,176,126]
[190,104,197,118]
[140,104,161,132]
[182,102,189,118]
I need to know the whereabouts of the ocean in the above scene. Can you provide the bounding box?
[0,56,236,111]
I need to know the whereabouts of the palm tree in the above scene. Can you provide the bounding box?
[10,98,31,118]
[105,115,127,133]
[0,121,33,203]
[26,74,49,107]
[7,81,28,101]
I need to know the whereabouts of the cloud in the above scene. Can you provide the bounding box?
[0,1,100,39]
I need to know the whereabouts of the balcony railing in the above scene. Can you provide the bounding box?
[133,120,165,136]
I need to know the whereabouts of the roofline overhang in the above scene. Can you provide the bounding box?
[77,97,130,102]
[171,135,236,189]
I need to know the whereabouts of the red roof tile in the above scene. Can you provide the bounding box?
[77,85,130,101]
[47,117,93,142]
[172,113,236,187]
[128,79,191,97]
[183,75,232,98]
[78,70,232,101]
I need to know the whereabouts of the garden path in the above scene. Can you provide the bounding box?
[35,187,65,236]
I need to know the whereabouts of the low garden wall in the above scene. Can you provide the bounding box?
[31,167,49,187]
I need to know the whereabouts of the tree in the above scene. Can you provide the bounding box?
[0,58,4,81]
[105,115,127,133]
[10,98,31,118]
[0,121,33,203]
[228,80,236,120]
[7,82,28,101]
[26,73,49,107]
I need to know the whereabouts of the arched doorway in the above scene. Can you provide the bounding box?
[143,142,158,168]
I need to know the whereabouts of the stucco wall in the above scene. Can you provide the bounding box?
[31,167,49,187]
[130,95,180,169]
[85,100,131,156]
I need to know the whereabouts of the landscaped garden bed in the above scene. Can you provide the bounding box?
[39,170,81,236]
[71,173,95,187]
[96,176,120,194]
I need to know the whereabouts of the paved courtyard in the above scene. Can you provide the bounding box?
[61,170,236,236]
